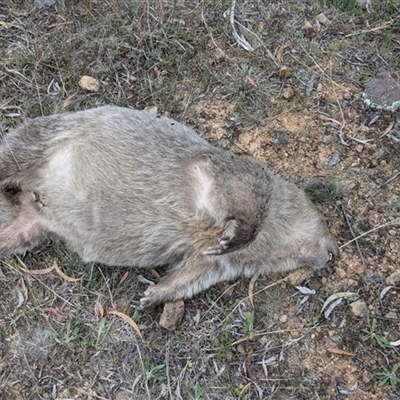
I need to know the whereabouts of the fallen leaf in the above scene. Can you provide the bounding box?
[321,292,358,314]
[276,42,292,62]
[41,307,59,315]
[379,121,394,138]
[345,266,365,277]
[390,339,400,346]
[247,75,258,88]
[96,301,104,318]
[22,264,55,275]
[327,348,354,356]
[13,278,27,310]
[119,271,130,284]
[0,21,9,29]
[324,298,343,319]
[286,266,313,285]
[53,259,81,282]
[108,310,143,339]
[63,93,77,108]
[295,286,316,295]
[248,273,260,307]
[150,268,161,279]
[245,348,254,380]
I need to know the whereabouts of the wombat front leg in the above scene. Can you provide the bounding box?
[0,214,47,256]
[203,215,257,256]
[203,219,240,255]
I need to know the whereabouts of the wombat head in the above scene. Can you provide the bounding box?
[298,233,338,270]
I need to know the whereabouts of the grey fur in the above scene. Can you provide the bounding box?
[0,106,338,308]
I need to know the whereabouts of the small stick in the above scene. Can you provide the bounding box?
[229,0,254,51]
[378,171,400,188]
[341,204,366,271]
[340,217,400,248]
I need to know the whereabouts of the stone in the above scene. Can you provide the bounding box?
[349,300,368,317]
[363,71,400,112]
[159,300,185,331]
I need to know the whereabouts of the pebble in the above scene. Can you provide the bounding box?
[279,314,288,323]
[335,267,346,279]
[349,300,369,317]
[386,270,400,286]
[385,311,398,319]
[159,300,185,331]
[325,334,342,348]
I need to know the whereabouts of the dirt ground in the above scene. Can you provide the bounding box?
[0,1,400,399]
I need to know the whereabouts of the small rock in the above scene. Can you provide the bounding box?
[279,314,288,323]
[343,92,352,101]
[283,87,295,100]
[236,344,246,354]
[159,300,185,331]
[303,21,317,39]
[315,13,329,25]
[215,48,226,60]
[79,75,100,92]
[279,65,291,80]
[385,311,398,320]
[115,390,131,400]
[355,144,364,153]
[349,300,368,317]
[362,369,373,384]
[325,334,342,348]
[386,270,400,286]
[335,267,346,279]
[328,153,341,167]
[308,277,322,291]
[363,71,400,112]
[144,105,158,115]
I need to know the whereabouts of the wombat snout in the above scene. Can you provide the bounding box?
[0,106,338,308]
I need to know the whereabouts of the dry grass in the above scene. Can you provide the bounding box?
[1,0,400,399]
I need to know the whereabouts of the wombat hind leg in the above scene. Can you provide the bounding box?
[139,258,225,309]
[0,214,47,256]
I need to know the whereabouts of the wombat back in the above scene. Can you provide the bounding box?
[0,106,338,308]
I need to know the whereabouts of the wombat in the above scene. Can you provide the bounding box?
[0,106,338,308]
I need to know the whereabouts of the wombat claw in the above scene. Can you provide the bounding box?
[139,287,162,310]
[203,239,230,255]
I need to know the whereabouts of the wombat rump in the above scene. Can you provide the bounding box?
[0,106,337,308]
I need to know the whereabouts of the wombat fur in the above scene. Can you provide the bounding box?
[0,106,338,308]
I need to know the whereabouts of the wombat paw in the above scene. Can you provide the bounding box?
[203,238,230,255]
[203,221,238,256]
[203,219,242,255]
[139,286,164,310]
